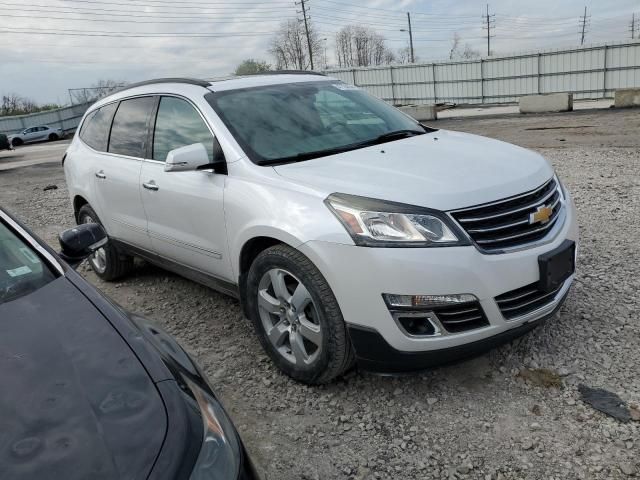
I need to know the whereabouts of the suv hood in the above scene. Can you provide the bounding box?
[273,130,553,211]
[0,277,166,480]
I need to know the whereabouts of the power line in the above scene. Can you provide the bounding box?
[0,26,280,38]
[54,0,293,9]
[1,13,287,24]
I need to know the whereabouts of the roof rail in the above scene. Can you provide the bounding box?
[258,70,327,76]
[112,77,210,94]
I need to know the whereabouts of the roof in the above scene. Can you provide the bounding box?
[110,71,332,96]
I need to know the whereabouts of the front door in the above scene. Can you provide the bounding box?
[139,96,232,281]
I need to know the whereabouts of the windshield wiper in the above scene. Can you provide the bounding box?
[371,129,426,142]
[259,128,428,166]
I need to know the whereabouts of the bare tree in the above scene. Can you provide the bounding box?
[335,25,395,67]
[449,33,481,60]
[396,46,416,64]
[269,19,323,70]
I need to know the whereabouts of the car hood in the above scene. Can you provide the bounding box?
[273,130,553,210]
[0,277,166,480]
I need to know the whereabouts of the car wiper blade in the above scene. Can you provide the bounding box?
[259,143,371,165]
[373,129,426,142]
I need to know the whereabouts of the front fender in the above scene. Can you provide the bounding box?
[224,161,353,279]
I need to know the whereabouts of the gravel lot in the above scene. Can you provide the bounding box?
[1,108,639,479]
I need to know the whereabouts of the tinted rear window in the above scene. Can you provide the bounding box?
[79,103,117,151]
[109,97,155,158]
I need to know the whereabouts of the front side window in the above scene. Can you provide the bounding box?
[153,96,215,162]
[109,96,156,158]
[208,81,424,165]
[0,220,57,304]
[79,102,118,152]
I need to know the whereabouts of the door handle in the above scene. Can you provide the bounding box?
[95,171,106,179]
[142,181,159,191]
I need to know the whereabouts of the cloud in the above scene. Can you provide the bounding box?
[1,0,637,103]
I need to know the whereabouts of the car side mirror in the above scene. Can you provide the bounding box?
[165,143,212,172]
[58,223,108,268]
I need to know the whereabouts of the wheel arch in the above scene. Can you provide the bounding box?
[236,232,304,318]
[73,195,89,223]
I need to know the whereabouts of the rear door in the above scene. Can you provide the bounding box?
[91,96,155,249]
[139,95,232,280]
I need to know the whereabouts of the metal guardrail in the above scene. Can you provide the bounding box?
[325,40,640,105]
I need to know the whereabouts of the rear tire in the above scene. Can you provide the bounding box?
[77,204,133,281]
[246,244,354,384]
[48,133,59,141]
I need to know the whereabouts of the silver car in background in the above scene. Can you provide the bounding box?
[8,125,63,147]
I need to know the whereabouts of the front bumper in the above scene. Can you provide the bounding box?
[298,192,578,367]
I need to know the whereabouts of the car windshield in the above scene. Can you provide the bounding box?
[208,81,430,165]
[0,220,57,304]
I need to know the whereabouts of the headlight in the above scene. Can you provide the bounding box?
[554,173,567,201]
[188,379,241,480]
[325,193,468,247]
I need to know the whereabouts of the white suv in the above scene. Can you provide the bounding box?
[64,74,578,384]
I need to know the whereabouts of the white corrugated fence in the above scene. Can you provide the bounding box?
[324,41,640,105]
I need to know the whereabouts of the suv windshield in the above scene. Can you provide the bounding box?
[0,220,57,304]
[208,81,430,165]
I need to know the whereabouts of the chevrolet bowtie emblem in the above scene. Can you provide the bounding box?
[530,205,553,224]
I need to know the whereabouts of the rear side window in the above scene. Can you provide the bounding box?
[79,103,117,151]
[108,96,155,158]
[152,97,214,162]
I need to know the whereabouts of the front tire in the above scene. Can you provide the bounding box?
[77,204,133,281]
[48,133,59,141]
[11,138,22,147]
[246,244,354,384]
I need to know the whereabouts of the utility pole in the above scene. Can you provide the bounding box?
[297,0,314,70]
[407,12,414,63]
[579,6,589,46]
[483,4,495,56]
[399,14,415,63]
[631,13,636,40]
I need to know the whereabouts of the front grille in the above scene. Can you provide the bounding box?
[495,282,563,320]
[450,178,563,252]
[432,302,489,333]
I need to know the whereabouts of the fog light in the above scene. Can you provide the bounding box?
[383,293,477,309]
[394,313,438,336]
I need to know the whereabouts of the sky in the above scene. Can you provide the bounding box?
[1,0,638,104]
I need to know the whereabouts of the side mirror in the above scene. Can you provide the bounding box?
[164,143,212,172]
[58,223,108,268]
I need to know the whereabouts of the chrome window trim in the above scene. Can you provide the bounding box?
[77,91,219,163]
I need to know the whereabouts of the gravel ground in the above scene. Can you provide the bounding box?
[1,108,639,479]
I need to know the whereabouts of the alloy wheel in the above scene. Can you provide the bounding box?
[257,268,322,366]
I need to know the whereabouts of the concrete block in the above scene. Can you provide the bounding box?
[519,93,573,114]
[614,89,640,108]
[398,104,437,121]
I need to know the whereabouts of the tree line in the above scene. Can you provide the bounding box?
[0,94,61,117]
[235,20,480,75]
